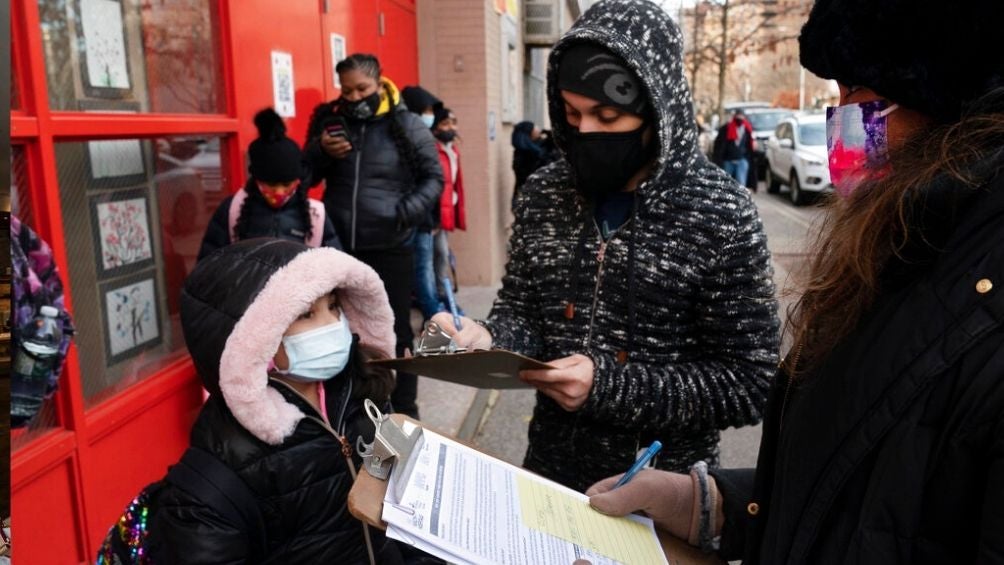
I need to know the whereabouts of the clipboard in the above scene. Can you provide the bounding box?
[369,349,552,389]
[348,412,724,565]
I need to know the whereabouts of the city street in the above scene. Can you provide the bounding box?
[414,183,827,470]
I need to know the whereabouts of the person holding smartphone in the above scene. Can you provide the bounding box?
[305,54,443,419]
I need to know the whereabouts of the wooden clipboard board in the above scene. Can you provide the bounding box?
[348,414,724,565]
[369,350,553,389]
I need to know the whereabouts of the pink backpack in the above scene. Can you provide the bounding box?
[227,188,326,247]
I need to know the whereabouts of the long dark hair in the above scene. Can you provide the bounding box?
[347,339,395,403]
[234,177,314,243]
[787,88,1004,375]
[334,53,421,181]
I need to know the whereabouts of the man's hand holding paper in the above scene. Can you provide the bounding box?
[431,313,596,410]
[519,354,595,412]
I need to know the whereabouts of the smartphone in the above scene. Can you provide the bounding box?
[324,117,350,140]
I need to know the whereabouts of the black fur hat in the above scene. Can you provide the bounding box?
[247,108,304,183]
[799,0,1004,122]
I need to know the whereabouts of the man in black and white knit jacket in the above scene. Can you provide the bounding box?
[434,0,779,492]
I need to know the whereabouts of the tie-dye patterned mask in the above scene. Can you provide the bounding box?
[257,181,299,209]
[825,100,899,197]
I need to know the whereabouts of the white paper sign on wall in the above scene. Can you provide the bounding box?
[271,51,296,117]
[330,34,346,90]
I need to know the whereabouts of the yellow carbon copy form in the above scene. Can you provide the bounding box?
[516,475,665,565]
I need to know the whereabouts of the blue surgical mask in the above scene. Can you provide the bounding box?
[277,314,353,382]
[420,113,435,128]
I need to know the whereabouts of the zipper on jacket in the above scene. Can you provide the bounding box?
[778,341,803,431]
[350,123,367,251]
[337,378,353,437]
[584,218,632,348]
[267,378,373,562]
[268,378,350,446]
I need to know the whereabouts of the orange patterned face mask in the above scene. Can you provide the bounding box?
[258,181,299,209]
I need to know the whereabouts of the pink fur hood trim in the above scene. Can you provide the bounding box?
[217,247,395,444]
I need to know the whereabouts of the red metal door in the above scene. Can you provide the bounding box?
[11,0,419,558]
[378,0,419,88]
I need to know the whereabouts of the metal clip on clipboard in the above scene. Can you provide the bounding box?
[356,399,424,493]
[415,321,466,356]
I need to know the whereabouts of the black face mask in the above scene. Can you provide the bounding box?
[434,130,457,143]
[340,91,381,120]
[564,124,652,199]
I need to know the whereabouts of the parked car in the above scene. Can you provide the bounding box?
[764,113,832,205]
[745,108,796,177]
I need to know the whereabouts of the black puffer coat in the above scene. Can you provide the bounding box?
[485,0,779,493]
[305,82,443,252]
[150,373,389,564]
[148,239,399,563]
[197,179,341,261]
[712,157,1004,564]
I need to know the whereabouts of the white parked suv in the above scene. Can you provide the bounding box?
[764,114,832,205]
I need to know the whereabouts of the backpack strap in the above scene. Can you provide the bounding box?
[165,447,267,558]
[307,199,326,247]
[228,189,249,244]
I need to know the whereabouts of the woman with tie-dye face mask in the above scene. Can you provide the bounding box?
[583,0,1004,562]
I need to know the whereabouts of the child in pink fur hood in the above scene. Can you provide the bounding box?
[142,238,404,563]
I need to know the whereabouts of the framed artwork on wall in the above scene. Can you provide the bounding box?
[100,271,162,366]
[85,139,147,188]
[77,0,135,100]
[78,100,148,188]
[89,188,155,278]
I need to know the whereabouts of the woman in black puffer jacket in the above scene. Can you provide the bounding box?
[305,54,443,419]
[148,239,403,563]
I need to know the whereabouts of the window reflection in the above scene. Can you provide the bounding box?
[52,135,228,406]
[39,0,224,114]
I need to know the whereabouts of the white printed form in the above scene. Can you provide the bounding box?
[382,430,668,565]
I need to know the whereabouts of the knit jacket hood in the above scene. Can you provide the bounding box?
[486,0,778,492]
[548,0,703,209]
[180,238,394,445]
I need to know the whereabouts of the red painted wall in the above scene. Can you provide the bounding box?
[12,0,418,560]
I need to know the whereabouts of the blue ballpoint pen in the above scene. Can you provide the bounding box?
[442,277,463,330]
[614,440,663,488]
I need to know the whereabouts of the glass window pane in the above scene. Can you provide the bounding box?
[53,135,229,406]
[10,147,30,226]
[39,0,225,114]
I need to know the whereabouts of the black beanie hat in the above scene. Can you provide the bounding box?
[247,108,304,183]
[433,105,452,127]
[557,43,649,116]
[401,85,443,115]
[799,0,1004,123]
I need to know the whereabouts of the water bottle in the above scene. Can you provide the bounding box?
[11,305,62,425]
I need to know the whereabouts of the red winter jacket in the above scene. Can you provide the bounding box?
[436,142,466,231]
